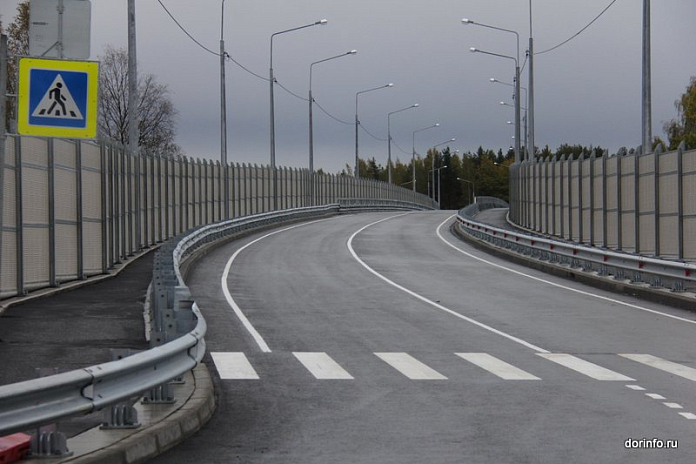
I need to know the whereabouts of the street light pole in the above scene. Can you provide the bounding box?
[642,0,652,153]
[387,104,419,185]
[471,47,520,164]
[528,0,535,160]
[412,124,440,192]
[270,19,327,209]
[492,78,528,160]
[355,83,394,179]
[220,0,229,219]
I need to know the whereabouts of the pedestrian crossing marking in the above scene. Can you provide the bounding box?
[31,74,83,120]
[293,352,354,380]
[536,353,635,381]
[208,351,696,384]
[374,352,448,380]
[619,354,696,382]
[456,353,540,380]
[211,352,259,379]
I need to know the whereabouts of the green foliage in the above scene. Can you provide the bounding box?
[664,76,696,150]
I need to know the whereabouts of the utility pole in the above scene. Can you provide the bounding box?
[642,0,652,153]
[127,0,141,249]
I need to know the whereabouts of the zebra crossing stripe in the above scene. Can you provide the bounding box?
[456,353,540,380]
[293,352,354,379]
[619,354,696,382]
[211,352,259,379]
[375,353,448,380]
[537,353,635,381]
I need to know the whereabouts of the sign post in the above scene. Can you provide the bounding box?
[17,58,98,139]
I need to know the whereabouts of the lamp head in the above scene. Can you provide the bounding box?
[489,78,498,82]
[413,103,419,108]
[469,47,478,53]
[434,123,440,127]
[387,83,394,87]
[348,49,358,55]
[316,19,328,25]
[461,18,474,24]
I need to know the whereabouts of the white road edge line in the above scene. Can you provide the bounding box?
[346,214,550,353]
[221,218,331,353]
[435,216,696,326]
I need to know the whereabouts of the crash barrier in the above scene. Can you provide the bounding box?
[457,198,696,294]
[0,135,435,300]
[0,200,428,457]
[508,141,696,261]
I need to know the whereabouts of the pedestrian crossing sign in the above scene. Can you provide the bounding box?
[17,57,99,138]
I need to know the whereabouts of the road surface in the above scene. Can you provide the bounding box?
[151,211,696,463]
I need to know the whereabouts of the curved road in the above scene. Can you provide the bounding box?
[152,211,696,463]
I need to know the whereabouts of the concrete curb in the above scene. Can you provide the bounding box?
[451,221,696,310]
[24,363,216,464]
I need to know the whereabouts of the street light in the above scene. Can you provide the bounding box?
[387,103,419,185]
[220,0,229,218]
[309,50,356,171]
[270,18,327,209]
[308,50,356,206]
[412,123,439,192]
[429,138,454,197]
[470,46,521,164]
[492,78,528,160]
[457,177,476,205]
[355,83,394,178]
[429,165,448,207]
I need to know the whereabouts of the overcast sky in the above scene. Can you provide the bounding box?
[2,0,696,173]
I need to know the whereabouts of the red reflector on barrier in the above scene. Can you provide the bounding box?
[0,433,31,463]
[603,255,609,262]
[686,269,691,277]
[639,262,645,269]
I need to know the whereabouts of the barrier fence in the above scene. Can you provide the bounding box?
[509,142,696,261]
[0,135,435,299]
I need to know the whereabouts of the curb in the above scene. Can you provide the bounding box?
[451,221,696,310]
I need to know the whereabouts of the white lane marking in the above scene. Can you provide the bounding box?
[211,352,259,379]
[375,352,448,380]
[646,393,667,400]
[663,403,683,409]
[293,352,354,380]
[537,353,635,381]
[221,218,331,353]
[679,412,696,420]
[626,385,646,391]
[347,214,550,353]
[436,216,696,326]
[456,353,540,380]
[619,354,696,382]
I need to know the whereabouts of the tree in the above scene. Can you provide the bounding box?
[1,1,29,130]
[664,76,696,150]
[98,46,180,155]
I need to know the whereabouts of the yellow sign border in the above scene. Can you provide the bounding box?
[17,57,99,139]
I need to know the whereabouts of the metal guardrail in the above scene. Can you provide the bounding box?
[338,198,435,211]
[456,201,696,293]
[0,200,427,439]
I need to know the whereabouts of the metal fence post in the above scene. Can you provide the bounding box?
[559,157,564,238]
[634,150,640,254]
[602,151,608,249]
[15,137,24,296]
[677,141,685,260]
[100,143,108,272]
[0,35,6,290]
[617,150,623,251]
[654,145,661,257]
[589,153,595,247]
[578,155,584,244]
[567,157,573,241]
[48,139,56,287]
[76,141,84,279]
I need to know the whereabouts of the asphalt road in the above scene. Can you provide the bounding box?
[151,211,696,463]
